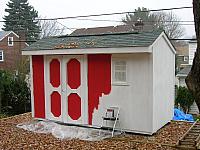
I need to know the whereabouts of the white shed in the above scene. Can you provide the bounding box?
[22,30,175,135]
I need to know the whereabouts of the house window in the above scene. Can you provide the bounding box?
[8,37,14,46]
[184,56,188,62]
[0,50,4,62]
[113,60,127,83]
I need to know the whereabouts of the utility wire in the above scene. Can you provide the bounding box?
[35,6,193,21]
[0,38,197,44]
[0,6,192,23]
[2,24,194,33]
[6,23,194,33]
[76,18,194,23]
[55,21,74,31]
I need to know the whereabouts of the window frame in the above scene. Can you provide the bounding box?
[112,59,128,85]
[0,50,4,62]
[8,36,14,46]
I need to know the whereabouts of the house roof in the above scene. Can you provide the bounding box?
[175,45,189,56]
[70,25,154,36]
[23,29,163,52]
[176,65,192,77]
[173,41,189,56]
[0,31,19,41]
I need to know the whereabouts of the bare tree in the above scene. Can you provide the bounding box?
[186,0,200,110]
[154,11,185,39]
[122,7,185,39]
[38,17,65,38]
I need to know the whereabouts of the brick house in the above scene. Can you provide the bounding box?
[0,31,27,70]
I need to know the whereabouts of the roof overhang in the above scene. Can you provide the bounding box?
[22,46,152,55]
[0,31,19,41]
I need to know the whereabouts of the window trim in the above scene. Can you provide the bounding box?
[112,59,128,85]
[0,50,4,62]
[8,36,14,46]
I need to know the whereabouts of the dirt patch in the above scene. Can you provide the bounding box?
[0,113,192,149]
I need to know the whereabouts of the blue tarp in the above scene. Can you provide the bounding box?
[173,108,194,122]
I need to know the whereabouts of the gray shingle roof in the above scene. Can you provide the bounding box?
[23,29,163,51]
[0,31,12,41]
[70,25,154,36]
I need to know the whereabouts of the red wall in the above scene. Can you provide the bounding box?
[32,54,111,124]
[88,54,111,125]
[32,55,45,118]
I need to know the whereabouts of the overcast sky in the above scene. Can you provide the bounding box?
[0,0,195,38]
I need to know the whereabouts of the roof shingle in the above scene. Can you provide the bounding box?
[23,29,163,51]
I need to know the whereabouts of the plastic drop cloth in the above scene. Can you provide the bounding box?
[17,120,119,141]
[173,108,194,122]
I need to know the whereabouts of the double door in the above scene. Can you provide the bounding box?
[45,55,88,125]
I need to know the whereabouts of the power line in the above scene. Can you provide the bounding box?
[2,23,194,35]
[0,38,197,45]
[0,6,192,23]
[76,18,194,23]
[55,21,74,31]
[2,20,194,33]
[35,6,193,21]
[39,21,77,31]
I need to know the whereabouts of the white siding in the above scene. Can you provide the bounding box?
[179,77,186,87]
[152,36,175,133]
[189,102,199,114]
[92,53,154,134]
[189,42,197,65]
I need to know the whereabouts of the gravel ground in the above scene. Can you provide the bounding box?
[0,113,192,150]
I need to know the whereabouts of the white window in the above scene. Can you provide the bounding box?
[8,37,14,46]
[184,56,188,62]
[0,50,4,62]
[113,60,127,83]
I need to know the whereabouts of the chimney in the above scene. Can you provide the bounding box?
[134,18,144,31]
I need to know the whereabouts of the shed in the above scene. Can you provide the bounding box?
[22,30,175,134]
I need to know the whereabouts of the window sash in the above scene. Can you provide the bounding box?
[114,61,127,83]
[0,51,3,61]
[8,37,13,46]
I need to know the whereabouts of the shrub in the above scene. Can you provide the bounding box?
[175,86,194,113]
[0,70,31,115]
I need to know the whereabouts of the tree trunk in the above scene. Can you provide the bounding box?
[0,92,1,113]
[185,0,200,111]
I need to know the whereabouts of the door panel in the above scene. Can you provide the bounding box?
[45,56,63,122]
[62,56,87,124]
